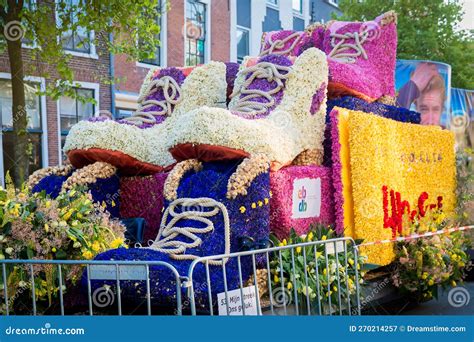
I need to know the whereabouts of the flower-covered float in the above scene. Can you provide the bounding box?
[76,45,332,310]
[6,10,469,314]
[167,48,328,170]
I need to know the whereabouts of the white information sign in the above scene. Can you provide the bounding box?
[291,178,322,219]
[217,286,260,316]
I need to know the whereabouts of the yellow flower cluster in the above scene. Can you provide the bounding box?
[269,224,366,313]
[335,108,456,265]
[239,196,270,214]
[0,181,128,309]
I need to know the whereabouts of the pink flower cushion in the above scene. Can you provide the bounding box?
[260,12,397,102]
[119,172,168,243]
[270,165,335,239]
[309,12,397,102]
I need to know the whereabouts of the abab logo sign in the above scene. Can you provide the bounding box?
[292,178,321,219]
[298,185,308,212]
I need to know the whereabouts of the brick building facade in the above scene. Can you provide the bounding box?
[113,0,231,115]
[0,12,111,184]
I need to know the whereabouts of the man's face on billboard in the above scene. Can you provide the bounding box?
[417,89,443,125]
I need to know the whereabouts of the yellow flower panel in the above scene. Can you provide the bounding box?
[337,108,456,265]
[335,109,355,238]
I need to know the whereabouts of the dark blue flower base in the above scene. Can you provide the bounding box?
[327,96,421,123]
[323,96,422,165]
[32,173,73,198]
[31,172,120,218]
[86,161,271,313]
[88,175,121,218]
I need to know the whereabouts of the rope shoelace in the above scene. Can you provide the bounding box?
[259,31,303,57]
[143,197,230,265]
[230,62,292,116]
[124,75,182,125]
[328,25,379,63]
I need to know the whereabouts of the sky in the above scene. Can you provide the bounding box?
[460,0,474,30]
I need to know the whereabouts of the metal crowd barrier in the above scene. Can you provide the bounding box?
[0,260,183,316]
[187,237,362,316]
[0,237,361,316]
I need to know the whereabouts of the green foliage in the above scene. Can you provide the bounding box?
[0,0,165,101]
[336,0,474,89]
[455,148,474,226]
[393,231,471,302]
[270,224,367,314]
[392,209,471,302]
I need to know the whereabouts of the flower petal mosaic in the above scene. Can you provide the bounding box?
[260,11,398,102]
[64,61,229,175]
[331,107,456,265]
[167,48,328,170]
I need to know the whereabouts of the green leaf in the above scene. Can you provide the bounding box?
[3,222,12,235]
[297,255,305,265]
[26,247,34,260]
[55,250,67,260]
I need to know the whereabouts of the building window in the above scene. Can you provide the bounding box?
[263,6,282,32]
[328,0,339,7]
[139,41,161,66]
[293,17,305,31]
[116,108,134,120]
[237,0,251,28]
[236,27,250,62]
[59,88,95,152]
[0,80,43,179]
[292,0,303,14]
[60,0,92,53]
[185,0,207,66]
[267,0,278,6]
[236,0,251,61]
[139,3,163,66]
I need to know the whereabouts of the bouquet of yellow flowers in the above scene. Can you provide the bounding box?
[0,175,127,313]
[392,211,471,302]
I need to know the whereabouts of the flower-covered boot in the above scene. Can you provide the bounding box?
[89,156,271,312]
[167,48,328,171]
[260,11,397,103]
[64,62,237,175]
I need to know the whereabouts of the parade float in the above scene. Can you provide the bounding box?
[0,11,471,315]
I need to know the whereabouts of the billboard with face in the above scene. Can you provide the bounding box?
[395,60,451,128]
